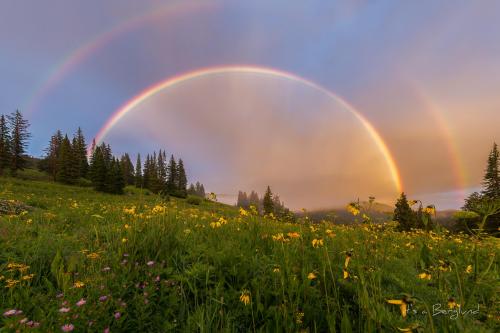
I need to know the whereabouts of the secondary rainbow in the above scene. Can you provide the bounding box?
[95,65,403,193]
[25,0,217,115]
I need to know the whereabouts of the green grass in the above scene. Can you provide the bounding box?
[0,175,499,332]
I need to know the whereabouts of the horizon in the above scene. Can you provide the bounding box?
[2,0,499,210]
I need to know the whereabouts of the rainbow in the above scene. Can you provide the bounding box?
[25,0,217,115]
[411,85,467,202]
[94,65,403,193]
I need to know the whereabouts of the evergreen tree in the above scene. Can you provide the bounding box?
[157,150,167,185]
[120,153,135,185]
[237,191,249,208]
[394,192,415,231]
[176,159,188,198]
[0,115,11,176]
[72,127,88,178]
[249,190,260,211]
[166,155,177,194]
[482,142,500,199]
[134,153,142,187]
[188,183,196,195]
[89,145,107,191]
[199,184,205,198]
[7,110,30,175]
[142,154,151,189]
[42,130,63,180]
[105,158,125,194]
[263,186,274,215]
[56,135,75,184]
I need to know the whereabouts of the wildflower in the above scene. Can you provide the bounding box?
[272,233,288,242]
[326,229,335,237]
[287,232,300,239]
[424,205,436,215]
[307,272,317,280]
[59,307,70,313]
[311,238,323,248]
[346,202,360,216]
[87,252,100,260]
[448,297,458,309]
[386,297,411,318]
[104,328,110,333]
[239,207,249,217]
[124,224,131,229]
[22,274,35,280]
[147,261,155,267]
[99,295,108,302]
[344,250,353,268]
[19,317,28,324]
[102,267,111,272]
[272,267,280,273]
[5,279,20,288]
[121,238,128,243]
[114,312,121,319]
[73,281,85,288]
[3,309,19,317]
[295,311,305,324]
[343,269,349,279]
[418,272,431,280]
[465,265,473,274]
[76,298,86,307]
[438,260,451,272]
[239,290,251,305]
[61,324,74,332]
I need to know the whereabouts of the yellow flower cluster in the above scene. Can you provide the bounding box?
[346,203,360,216]
[239,290,251,305]
[210,217,227,228]
[311,238,323,248]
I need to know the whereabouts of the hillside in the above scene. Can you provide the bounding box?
[0,175,498,332]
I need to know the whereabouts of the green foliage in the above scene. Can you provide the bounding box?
[394,192,415,231]
[186,195,202,205]
[0,177,498,332]
[263,185,274,215]
[482,142,500,199]
[6,110,30,175]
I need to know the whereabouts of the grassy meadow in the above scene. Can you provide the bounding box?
[0,172,499,332]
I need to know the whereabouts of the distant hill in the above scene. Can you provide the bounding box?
[301,201,394,224]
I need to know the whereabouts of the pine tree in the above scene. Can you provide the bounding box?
[394,192,415,231]
[142,154,151,189]
[188,183,196,195]
[73,127,88,178]
[237,191,249,208]
[105,158,125,194]
[199,184,205,198]
[42,130,63,180]
[57,135,76,184]
[0,115,11,176]
[134,153,142,187]
[120,153,135,185]
[482,142,500,199]
[7,110,30,175]
[263,186,274,215]
[166,154,177,194]
[176,159,188,198]
[89,145,107,191]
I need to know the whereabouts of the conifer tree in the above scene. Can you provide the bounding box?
[120,153,135,185]
[57,135,77,184]
[7,110,30,175]
[263,186,274,215]
[166,154,177,194]
[72,127,88,178]
[188,183,196,195]
[176,159,188,198]
[482,142,500,199]
[134,153,142,188]
[89,145,107,191]
[237,191,249,208]
[394,192,415,231]
[43,130,63,180]
[105,158,125,194]
[0,115,11,176]
[199,183,205,198]
[143,154,151,189]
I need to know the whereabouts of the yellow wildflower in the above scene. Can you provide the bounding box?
[307,272,317,280]
[239,290,251,305]
[86,252,100,260]
[386,298,409,318]
[448,298,458,309]
[346,202,360,216]
[73,281,85,288]
[343,269,349,279]
[311,239,323,248]
[239,207,249,217]
[465,265,473,274]
[418,272,431,280]
[121,238,128,243]
[287,232,300,239]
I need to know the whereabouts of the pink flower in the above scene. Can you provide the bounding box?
[76,298,86,307]
[3,309,18,317]
[103,328,110,333]
[56,292,64,298]
[19,317,28,324]
[147,261,155,267]
[155,275,161,282]
[102,267,111,272]
[114,312,121,319]
[27,321,40,328]
[59,307,71,313]
[61,324,74,332]
[99,295,108,302]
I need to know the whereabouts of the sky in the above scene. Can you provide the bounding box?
[1,0,499,210]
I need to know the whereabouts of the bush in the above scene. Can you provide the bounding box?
[186,195,202,205]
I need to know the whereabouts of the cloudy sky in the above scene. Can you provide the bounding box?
[1,0,499,209]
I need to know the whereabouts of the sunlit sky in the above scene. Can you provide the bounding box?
[1,0,499,209]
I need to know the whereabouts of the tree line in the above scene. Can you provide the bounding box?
[0,110,31,176]
[0,110,206,198]
[237,186,294,221]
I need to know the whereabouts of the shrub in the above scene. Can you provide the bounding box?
[186,195,202,205]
